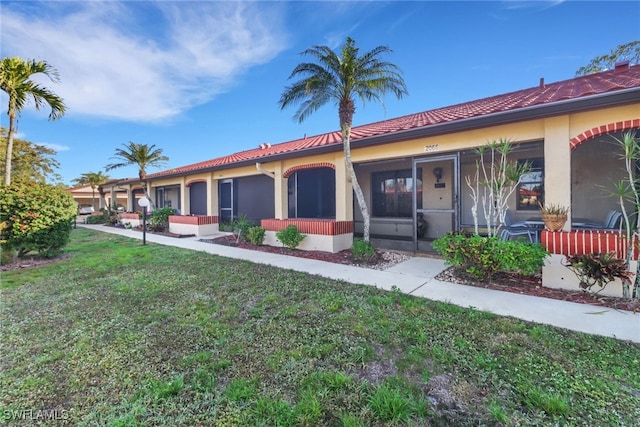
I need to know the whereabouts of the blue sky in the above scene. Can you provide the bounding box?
[1,1,639,185]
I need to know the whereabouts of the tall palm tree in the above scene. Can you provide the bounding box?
[105,141,169,204]
[72,171,110,211]
[1,57,66,185]
[279,37,408,243]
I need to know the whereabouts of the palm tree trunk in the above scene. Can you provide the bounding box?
[342,126,371,243]
[4,113,16,185]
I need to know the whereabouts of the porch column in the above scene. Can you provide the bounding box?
[335,155,353,221]
[273,163,288,220]
[543,117,571,230]
[207,175,218,217]
[180,177,189,215]
[125,185,133,212]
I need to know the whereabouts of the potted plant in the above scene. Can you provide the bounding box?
[539,202,569,231]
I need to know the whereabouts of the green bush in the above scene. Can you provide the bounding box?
[433,232,548,281]
[148,207,175,232]
[0,181,77,258]
[352,238,376,262]
[232,214,253,242]
[85,213,109,224]
[276,225,306,250]
[246,226,265,245]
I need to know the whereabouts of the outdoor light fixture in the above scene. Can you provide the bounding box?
[433,167,445,188]
[138,197,150,245]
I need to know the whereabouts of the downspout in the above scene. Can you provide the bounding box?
[256,162,275,178]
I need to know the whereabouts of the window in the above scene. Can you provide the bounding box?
[372,169,422,217]
[517,158,544,210]
[288,167,335,218]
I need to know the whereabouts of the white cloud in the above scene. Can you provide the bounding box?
[1,1,288,123]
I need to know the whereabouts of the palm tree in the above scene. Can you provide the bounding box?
[1,57,66,185]
[279,37,408,243]
[105,141,169,204]
[72,171,110,211]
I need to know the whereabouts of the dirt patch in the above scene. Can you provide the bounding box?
[1,253,73,271]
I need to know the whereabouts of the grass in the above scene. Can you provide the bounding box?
[1,228,639,426]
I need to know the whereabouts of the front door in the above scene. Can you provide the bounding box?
[413,154,459,252]
[219,179,234,224]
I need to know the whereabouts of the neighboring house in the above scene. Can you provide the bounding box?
[102,63,640,294]
[68,180,128,212]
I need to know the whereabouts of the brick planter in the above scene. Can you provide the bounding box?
[541,230,638,297]
[261,219,353,253]
[168,215,219,236]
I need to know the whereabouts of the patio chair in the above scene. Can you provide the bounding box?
[573,210,622,230]
[499,211,537,243]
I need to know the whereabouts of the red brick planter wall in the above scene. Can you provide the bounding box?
[261,219,353,236]
[168,215,219,225]
[119,213,140,220]
[541,230,638,260]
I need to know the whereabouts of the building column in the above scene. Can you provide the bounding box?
[208,174,218,217]
[180,177,189,215]
[543,116,572,230]
[335,155,353,222]
[273,163,288,220]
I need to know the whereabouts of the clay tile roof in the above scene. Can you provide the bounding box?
[145,64,640,180]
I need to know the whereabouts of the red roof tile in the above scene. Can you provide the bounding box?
[146,64,640,180]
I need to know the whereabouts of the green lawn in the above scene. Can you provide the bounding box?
[1,228,639,426]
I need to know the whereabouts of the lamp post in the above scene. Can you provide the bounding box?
[138,197,150,245]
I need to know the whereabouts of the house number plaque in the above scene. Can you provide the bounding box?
[424,144,439,152]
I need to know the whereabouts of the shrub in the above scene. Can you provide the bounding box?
[352,238,376,262]
[0,181,76,258]
[276,225,306,250]
[232,214,253,242]
[85,213,109,224]
[246,226,265,245]
[563,252,633,296]
[433,232,548,281]
[148,207,175,232]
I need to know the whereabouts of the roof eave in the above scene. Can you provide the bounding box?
[142,87,640,182]
[353,86,640,148]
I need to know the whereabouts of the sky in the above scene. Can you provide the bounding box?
[1,0,639,185]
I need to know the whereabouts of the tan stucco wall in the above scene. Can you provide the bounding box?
[137,102,639,247]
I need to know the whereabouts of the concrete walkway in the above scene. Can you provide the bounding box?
[79,224,639,344]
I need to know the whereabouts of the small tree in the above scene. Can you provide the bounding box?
[610,131,640,299]
[465,139,530,237]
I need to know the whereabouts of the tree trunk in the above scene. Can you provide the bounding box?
[4,113,15,185]
[342,126,370,242]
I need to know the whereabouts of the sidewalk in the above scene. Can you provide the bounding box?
[79,224,639,343]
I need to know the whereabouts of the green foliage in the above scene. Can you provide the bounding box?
[368,384,412,423]
[276,224,306,250]
[85,213,109,224]
[564,252,633,296]
[539,202,569,216]
[0,181,76,257]
[147,207,175,232]
[576,41,640,76]
[351,238,376,262]
[433,232,549,281]
[232,214,253,242]
[0,127,62,184]
[246,226,265,246]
